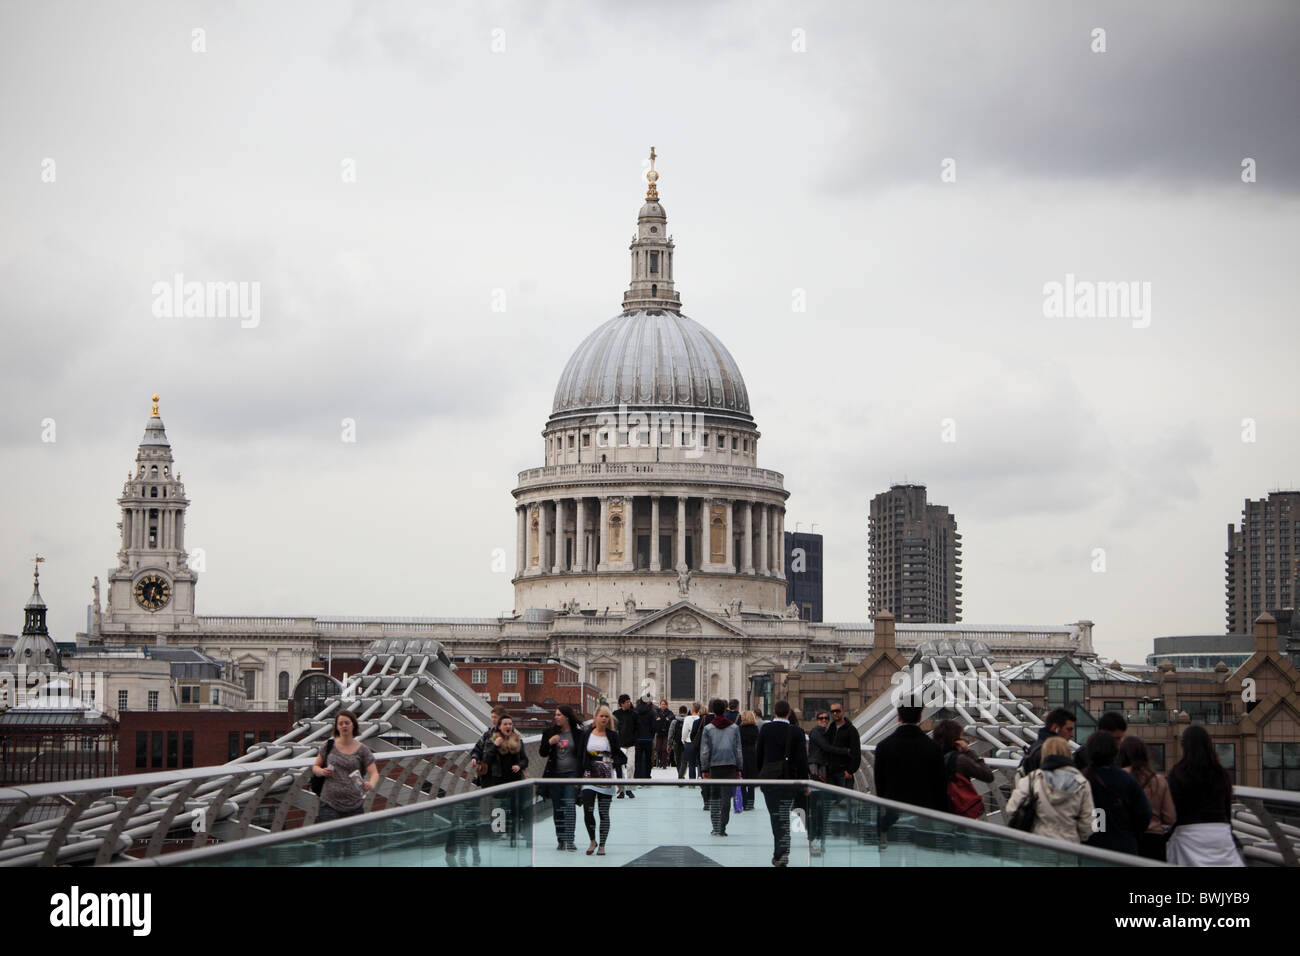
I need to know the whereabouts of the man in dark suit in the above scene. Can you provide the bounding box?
[753,699,809,867]
[873,701,948,821]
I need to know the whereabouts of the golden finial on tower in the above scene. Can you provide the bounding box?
[645,146,659,201]
[151,393,160,418]
[33,554,45,583]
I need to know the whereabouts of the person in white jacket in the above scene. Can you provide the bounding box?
[1005,736,1094,844]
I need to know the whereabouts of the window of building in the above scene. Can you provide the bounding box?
[582,433,590,447]
[135,732,148,769]
[498,692,522,702]
[502,669,518,685]
[278,671,290,700]
[166,731,179,769]
[1215,743,1236,783]
[732,436,738,451]
[228,731,241,761]
[118,689,129,712]
[471,669,487,685]
[529,669,545,685]
[1102,701,1124,714]
[1262,741,1300,790]
[702,433,709,448]
[568,434,575,449]
[212,687,220,706]
[148,690,159,711]
[181,685,199,705]
[243,671,256,700]
[1147,742,1166,772]
[649,251,659,274]
[182,731,194,769]
[151,731,163,768]
[243,731,256,753]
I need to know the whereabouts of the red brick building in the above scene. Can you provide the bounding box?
[118,710,292,775]
[454,659,600,722]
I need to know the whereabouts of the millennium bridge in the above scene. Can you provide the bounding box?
[2,639,1296,867]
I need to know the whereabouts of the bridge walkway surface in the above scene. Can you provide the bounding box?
[135,768,1155,868]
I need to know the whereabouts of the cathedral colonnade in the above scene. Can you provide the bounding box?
[514,493,785,580]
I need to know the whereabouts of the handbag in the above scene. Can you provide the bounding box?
[733,780,744,813]
[585,756,614,780]
[759,725,795,779]
[309,738,335,796]
[1008,770,1039,831]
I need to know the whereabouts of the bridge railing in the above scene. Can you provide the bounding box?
[855,750,1300,866]
[128,778,1158,868]
[0,737,545,867]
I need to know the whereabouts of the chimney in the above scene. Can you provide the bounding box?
[1254,611,1278,656]
[874,609,896,650]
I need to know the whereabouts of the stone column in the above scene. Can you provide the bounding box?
[575,497,587,572]
[742,501,754,573]
[724,499,734,571]
[759,505,769,574]
[676,496,687,571]
[552,498,566,573]
[176,510,184,554]
[776,508,784,577]
[526,504,537,572]
[516,506,526,576]
[650,496,661,571]
[599,496,610,568]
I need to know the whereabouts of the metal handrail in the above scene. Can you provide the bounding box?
[131,777,1160,868]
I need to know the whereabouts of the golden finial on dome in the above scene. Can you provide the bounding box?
[645,146,659,201]
[151,393,160,417]
[33,554,44,583]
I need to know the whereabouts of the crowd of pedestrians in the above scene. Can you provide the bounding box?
[321,693,1247,867]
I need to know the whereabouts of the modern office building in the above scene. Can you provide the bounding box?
[1225,491,1300,634]
[783,530,823,621]
[868,484,962,623]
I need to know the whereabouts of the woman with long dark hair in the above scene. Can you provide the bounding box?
[932,718,994,818]
[1166,725,1243,866]
[538,704,586,851]
[481,715,528,787]
[1083,731,1151,855]
[1118,735,1176,861]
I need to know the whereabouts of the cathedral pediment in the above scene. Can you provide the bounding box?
[619,602,746,639]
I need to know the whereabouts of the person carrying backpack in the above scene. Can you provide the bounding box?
[669,706,687,778]
[932,719,994,818]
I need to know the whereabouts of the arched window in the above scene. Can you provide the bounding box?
[278,671,290,700]
[150,466,158,477]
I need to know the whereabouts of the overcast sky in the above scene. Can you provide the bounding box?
[1,1,1297,665]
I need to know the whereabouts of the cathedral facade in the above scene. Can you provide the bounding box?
[83,156,1095,712]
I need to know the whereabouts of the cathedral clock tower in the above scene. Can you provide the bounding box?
[104,394,197,630]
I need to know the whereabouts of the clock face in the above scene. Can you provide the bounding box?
[134,574,171,611]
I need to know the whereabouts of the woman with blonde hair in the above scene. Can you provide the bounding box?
[738,710,760,812]
[580,704,626,855]
[1005,735,1094,843]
